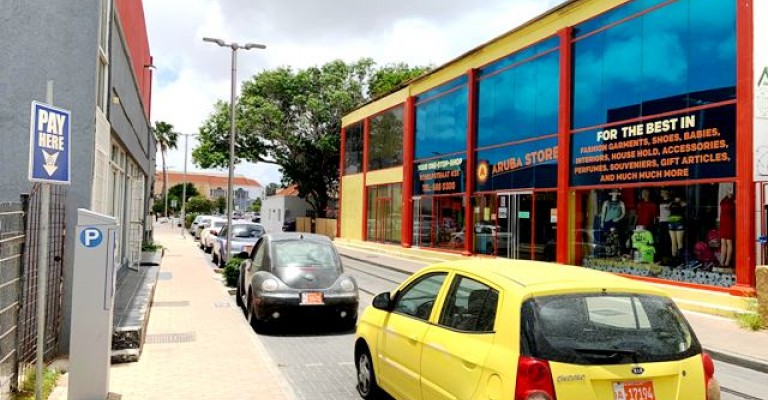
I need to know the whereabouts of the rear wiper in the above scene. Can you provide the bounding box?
[573,348,640,364]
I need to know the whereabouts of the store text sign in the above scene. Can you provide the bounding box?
[415,157,465,195]
[570,105,736,186]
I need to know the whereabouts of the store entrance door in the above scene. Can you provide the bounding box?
[372,197,393,243]
[496,192,533,259]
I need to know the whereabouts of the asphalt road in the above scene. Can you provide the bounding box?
[197,242,767,400]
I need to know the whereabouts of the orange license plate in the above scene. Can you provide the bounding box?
[300,292,324,305]
[613,380,655,400]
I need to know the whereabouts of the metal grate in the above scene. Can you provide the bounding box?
[152,301,189,307]
[0,202,24,396]
[145,332,196,344]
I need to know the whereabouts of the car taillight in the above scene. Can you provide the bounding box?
[702,352,720,400]
[515,356,557,400]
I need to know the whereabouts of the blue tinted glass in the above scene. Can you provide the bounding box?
[478,51,560,148]
[475,137,559,191]
[416,75,468,103]
[343,122,363,175]
[415,86,468,160]
[572,0,736,129]
[574,0,669,38]
[479,36,559,77]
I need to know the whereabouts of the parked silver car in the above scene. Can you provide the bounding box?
[212,222,265,267]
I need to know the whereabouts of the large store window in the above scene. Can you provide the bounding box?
[368,106,404,171]
[366,184,402,244]
[471,192,556,260]
[575,183,736,287]
[415,77,468,159]
[572,0,736,129]
[344,121,363,175]
[413,196,465,251]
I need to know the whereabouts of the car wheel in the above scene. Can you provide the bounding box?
[235,280,244,308]
[211,252,218,265]
[204,245,212,254]
[356,346,381,399]
[246,293,266,332]
[218,255,226,268]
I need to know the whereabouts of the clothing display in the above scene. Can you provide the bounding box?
[636,199,658,227]
[668,199,685,231]
[719,195,735,240]
[603,200,624,222]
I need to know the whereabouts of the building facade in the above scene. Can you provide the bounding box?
[261,186,314,233]
[154,171,264,211]
[340,0,767,295]
[0,0,154,352]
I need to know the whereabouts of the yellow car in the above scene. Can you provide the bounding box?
[354,259,719,400]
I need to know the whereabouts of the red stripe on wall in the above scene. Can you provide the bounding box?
[362,119,370,240]
[402,97,416,248]
[556,27,573,264]
[465,69,478,256]
[115,0,152,118]
[338,127,345,238]
[733,0,756,294]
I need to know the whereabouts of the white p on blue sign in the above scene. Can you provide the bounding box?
[29,101,71,184]
[80,227,104,248]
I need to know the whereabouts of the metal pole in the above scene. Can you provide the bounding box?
[181,134,188,237]
[226,46,237,262]
[35,80,53,400]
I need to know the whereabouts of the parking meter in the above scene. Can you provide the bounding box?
[68,209,118,400]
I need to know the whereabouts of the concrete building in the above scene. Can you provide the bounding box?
[261,186,314,233]
[0,0,154,353]
[153,170,264,211]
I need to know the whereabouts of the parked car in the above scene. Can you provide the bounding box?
[236,233,359,331]
[282,218,296,232]
[212,222,265,267]
[354,258,719,400]
[199,218,227,253]
[189,215,207,236]
[193,215,217,240]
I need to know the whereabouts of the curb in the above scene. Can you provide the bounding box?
[705,347,768,374]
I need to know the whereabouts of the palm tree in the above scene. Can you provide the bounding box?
[153,121,179,218]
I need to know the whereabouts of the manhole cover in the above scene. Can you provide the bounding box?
[145,332,196,344]
[158,272,173,280]
[153,301,190,307]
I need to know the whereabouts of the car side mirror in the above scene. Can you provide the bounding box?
[372,292,393,311]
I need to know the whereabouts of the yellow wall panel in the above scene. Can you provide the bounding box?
[341,174,365,240]
[366,167,403,186]
[342,88,409,127]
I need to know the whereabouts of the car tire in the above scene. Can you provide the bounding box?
[246,293,266,332]
[235,280,244,308]
[211,252,218,265]
[218,255,226,268]
[204,245,212,254]
[356,346,381,399]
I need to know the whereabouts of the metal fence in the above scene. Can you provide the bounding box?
[0,202,25,395]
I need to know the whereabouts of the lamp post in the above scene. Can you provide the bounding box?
[179,133,197,237]
[202,37,265,261]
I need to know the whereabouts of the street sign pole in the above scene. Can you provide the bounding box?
[34,80,53,400]
[29,81,71,400]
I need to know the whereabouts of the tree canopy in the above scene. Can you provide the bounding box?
[193,58,428,217]
[169,183,199,201]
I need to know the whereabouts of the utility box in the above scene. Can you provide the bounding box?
[68,209,118,400]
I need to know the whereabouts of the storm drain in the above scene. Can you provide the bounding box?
[158,272,173,280]
[145,332,197,344]
[153,300,190,307]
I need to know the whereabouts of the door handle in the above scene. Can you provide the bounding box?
[408,335,418,344]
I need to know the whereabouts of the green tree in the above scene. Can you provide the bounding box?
[215,196,227,214]
[168,183,199,202]
[186,196,214,214]
[153,121,179,217]
[193,58,428,217]
[249,198,262,212]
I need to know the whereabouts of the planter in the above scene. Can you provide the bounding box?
[140,249,164,266]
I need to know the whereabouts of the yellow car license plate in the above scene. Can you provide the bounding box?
[300,292,324,305]
[613,380,655,400]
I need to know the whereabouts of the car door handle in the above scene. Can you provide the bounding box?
[461,359,477,370]
[408,335,419,344]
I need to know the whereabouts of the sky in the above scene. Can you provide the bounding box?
[144,0,567,187]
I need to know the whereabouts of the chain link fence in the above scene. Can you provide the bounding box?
[0,201,25,395]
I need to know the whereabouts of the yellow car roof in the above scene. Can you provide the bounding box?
[427,259,666,297]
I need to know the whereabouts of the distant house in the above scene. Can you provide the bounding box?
[154,170,264,211]
[261,185,314,233]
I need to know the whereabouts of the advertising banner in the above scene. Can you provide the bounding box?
[570,104,736,187]
[414,156,466,196]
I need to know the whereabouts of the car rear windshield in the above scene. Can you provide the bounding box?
[520,293,701,365]
[232,225,263,238]
[273,240,339,269]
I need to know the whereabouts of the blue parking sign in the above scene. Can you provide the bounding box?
[29,101,71,184]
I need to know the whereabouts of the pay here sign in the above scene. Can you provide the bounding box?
[29,101,71,184]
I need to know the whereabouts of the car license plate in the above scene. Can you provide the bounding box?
[613,380,655,400]
[300,292,324,305]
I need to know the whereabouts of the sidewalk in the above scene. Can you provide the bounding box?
[334,243,768,373]
[50,224,295,400]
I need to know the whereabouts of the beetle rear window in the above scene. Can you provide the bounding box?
[520,293,701,365]
[273,240,339,269]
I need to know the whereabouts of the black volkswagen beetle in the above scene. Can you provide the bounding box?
[236,232,359,331]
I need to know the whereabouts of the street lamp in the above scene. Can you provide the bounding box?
[179,133,198,237]
[202,37,266,260]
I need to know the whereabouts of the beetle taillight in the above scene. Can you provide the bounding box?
[515,356,557,400]
[702,352,720,400]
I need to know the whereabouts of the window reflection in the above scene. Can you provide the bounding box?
[415,86,468,159]
[369,107,404,171]
[344,122,363,175]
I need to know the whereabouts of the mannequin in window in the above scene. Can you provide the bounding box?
[657,189,672,260]
[635,188,658,229]
[719,189,735,267]
[667,193,687,258]
[601,189,626,230]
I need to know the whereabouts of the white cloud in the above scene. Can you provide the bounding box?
[144,0,566,187]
